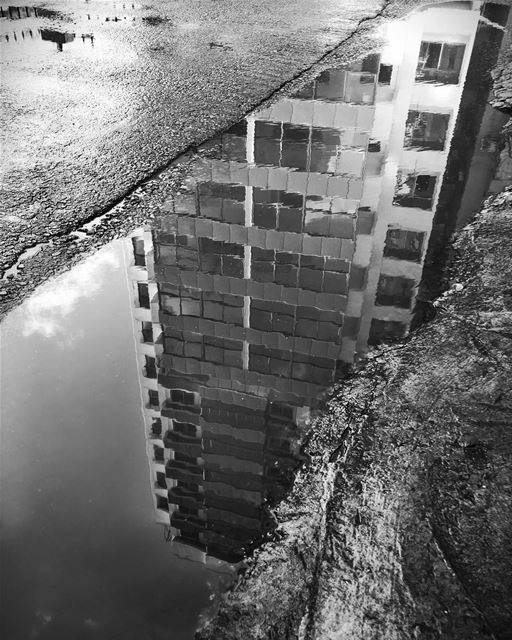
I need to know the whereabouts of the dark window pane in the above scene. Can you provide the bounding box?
[132,237,146,266]
[154,446,165,462]
[149,389,160,408]
[145,356,157,378]
[416,41,465,84]
[151,418,162,436]
[138,282,150,309]
[404,111,449,150]
[375,275,415,308]
[378,64,392,84]
[393,173,437,210]
[384,229,425,262]
[156,496,169,511]
[253,204,277,229]
[142,321,153,343]
[170,390,196,406]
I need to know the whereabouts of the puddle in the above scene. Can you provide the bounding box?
[2,243,50,279]
[1,1,511,639]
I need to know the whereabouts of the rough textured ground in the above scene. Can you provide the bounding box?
[492,32,512,113]
[197,188,512,640]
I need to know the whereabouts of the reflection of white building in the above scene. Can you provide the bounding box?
[353,3,482,352]
[124,2,507,561]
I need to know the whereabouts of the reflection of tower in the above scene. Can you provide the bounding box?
[126,2,492,563]
[127,64,381,562]
[40,29,75,52]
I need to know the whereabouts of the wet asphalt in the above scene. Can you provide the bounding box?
[0,0,382,273]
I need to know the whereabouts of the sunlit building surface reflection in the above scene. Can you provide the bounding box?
[124,1,510,564]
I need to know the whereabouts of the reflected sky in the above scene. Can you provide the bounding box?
[0,242,232,640]
[21,249,120,344]
[1,1,511,639]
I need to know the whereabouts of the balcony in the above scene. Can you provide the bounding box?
[168,487,204,510]
[166,460,203,484]
[164,431,202,457]
[171,512,206,533]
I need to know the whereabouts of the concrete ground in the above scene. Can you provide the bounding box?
[0,0,383,274]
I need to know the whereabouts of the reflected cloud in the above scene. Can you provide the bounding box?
[22,250,120,344]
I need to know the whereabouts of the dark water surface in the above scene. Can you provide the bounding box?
[1,2,511,639]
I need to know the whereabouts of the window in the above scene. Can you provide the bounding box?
[268,402,295,422]
[199,238,243,278]
[251,250,349,294]
[151,418,162,437]
[132,237,146,266]
[145,355,157,379]
[249,297,343,343]
[368,140,381,153]
[249,345,335,385]
[393,172,437,210]
[378,64,392,84]
[156,496,169,511]
[482,2,510,27]
[173,422,198,437]
[177,481,200,493]
[356,208,375,235]
[141,321,153,343]
[154,445,165,462]
[197,181,245,224]
[170,389,197,407]
[219,122,247,162]
[162,286,244,323]
[137,282,150,309]
[384,229,425,262]
[254,117,354,173]
[156,472,167,489]
[174,451,198,465]
[361,53,380,74]
[404,111,450,150]
[375,275,415,308]
[369,319,406,345]
[163,332,243,368]
[148,389,160,408]
[155,234,199,271]
[416,41,465,84]
[281,123,309,172]
[254,121,282,165]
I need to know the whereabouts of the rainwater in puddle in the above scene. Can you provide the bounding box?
[1,2,511,639]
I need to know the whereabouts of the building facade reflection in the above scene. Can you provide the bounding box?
[125,2,509,564]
